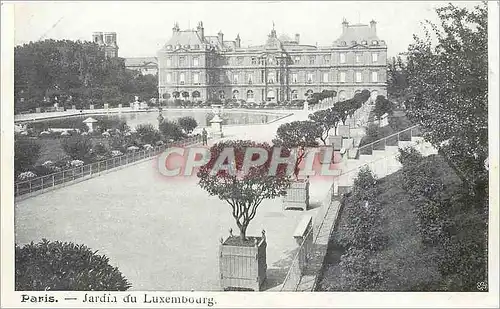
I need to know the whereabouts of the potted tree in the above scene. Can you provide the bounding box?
[309,107,342,161]
[273,121,322,211]
[197,140,291,291]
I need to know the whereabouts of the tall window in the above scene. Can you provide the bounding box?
[339,53,346,64]
[179,72,185,84]
[166,73,172,83]
[355,53,362,63]
[323,72,329,83]
[294,56,300,64]
[179,57,185,66]
[339,72,346,83]
[292,90,298,99]
[248,73,253,84]
[193,73,200,84]
[292,73,298,83]
[356,71,362,83]
[307,73,314,84]
[233,73,239,84]
[219,74,225,83]
[372,71,378,82]
[251,57,257,65]
[237,57,244,65]
[372,53,378,63]
[324,55,330,64]
[309,56,315,65]
[166,57,172,66]
[268,73,275,84]
[193,57,199,66]
[247,90,254,99]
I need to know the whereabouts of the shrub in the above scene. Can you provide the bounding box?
[14,138,41,174]
[135,124,161,145]
[336,167,387,251]
[17,171,37,181]
[61,136,92,161]
[159,121,185,141]
[96,118,128,134]
[177,116,198,134]
[15,239,131,291]
[92,142,109,158]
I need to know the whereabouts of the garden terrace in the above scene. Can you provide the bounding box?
[317,154,486,291]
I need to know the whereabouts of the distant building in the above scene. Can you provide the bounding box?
[124,57,158,75]
[92,32,118,58]
[157,20,387,103]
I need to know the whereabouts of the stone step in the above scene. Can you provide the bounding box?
[398,140,414,149]
[372,149,387,158]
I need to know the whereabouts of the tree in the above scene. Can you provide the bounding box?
[61,136,93,161]
[387,56,410,105]
[14,138,41,174]
[403,2,487,195]
[197,140,291,240]
[335,100,357,125]
[373,95,394,122]
[177,116,198,134]
[159,120,185,141]
[15,239,131,291]
[309,107,341,144]
[135,123,161,145]
[273,121,322,178]
[14,39,158,113]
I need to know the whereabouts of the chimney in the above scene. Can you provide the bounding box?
[295,33,300,44]
[235,34,241,48]
[342,19,349,34]
[172,22,180,34]
[196,21,204,40]
[370,20,377,34]
[218,30,224,44]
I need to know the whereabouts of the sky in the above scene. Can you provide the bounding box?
[13,1,481,58]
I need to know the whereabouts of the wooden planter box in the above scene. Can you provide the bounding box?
[283,179,310,211]
[319,146,334,164]
[219,235,267,291]
[337,125,350,138]
[328,135,343,151]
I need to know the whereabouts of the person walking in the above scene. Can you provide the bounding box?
[202,128,208,146]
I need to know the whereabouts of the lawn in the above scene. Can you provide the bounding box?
[317,154,463,291]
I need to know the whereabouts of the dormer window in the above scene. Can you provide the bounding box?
[166,45,172,50]
[194,44,200,49]
[184,45,190,49]
[362,40,367,45]
[351,40,357,45]
[341,41,347,46]
[176,44,181,49]
[372,40,379,45]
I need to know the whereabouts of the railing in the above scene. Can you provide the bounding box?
[358,124,422,155]
[14,135,205,198]
[280,180,337,291]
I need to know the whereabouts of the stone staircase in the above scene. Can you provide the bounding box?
[337,125,438,189]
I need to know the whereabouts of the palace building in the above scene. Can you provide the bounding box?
[157,20,387,103]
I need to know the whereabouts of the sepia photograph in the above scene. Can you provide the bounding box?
[1,0,499,308]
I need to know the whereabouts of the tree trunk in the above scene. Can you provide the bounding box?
[239,225,247,241]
